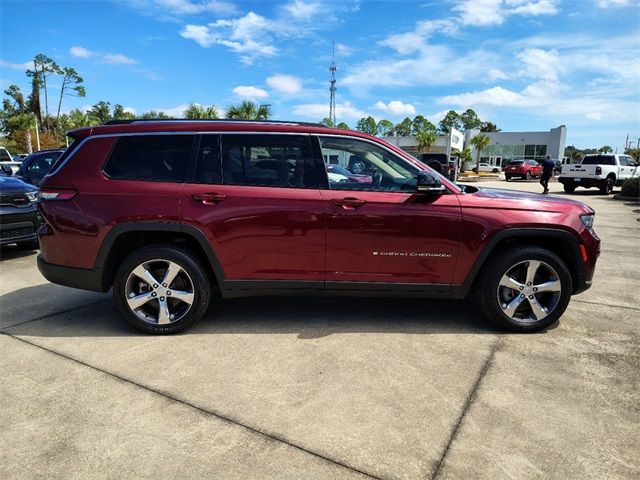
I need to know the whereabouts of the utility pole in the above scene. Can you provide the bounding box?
[329,41,337,125]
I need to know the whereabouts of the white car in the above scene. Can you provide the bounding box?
[327,171,350,184]
[559,154,638,194]
[472,162,500,173]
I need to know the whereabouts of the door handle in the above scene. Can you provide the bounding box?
[191,193,227,204]
[332,197,366,209]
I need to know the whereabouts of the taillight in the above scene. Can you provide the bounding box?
[595,166,602,175]
[38,188,77,201]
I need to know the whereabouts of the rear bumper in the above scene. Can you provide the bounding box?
[37,254,107,292]
[558,177,606,188]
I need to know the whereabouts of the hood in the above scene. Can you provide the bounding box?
[466,187,592,213]
[0,175,38,194]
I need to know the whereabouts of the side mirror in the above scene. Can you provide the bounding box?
[417,170,446,195]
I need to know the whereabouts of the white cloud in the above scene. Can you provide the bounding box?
[70,46,92,58]
[266,74,302,94]
[516,48,562,81]
[292,101,366,120]
[102,53,137,65]
[440,86,528,107]
[180,2,352,64]
[181,12,278,64]
[374,100,416,115]
[150,103,188,117]
[335,43,353,57]
[232,85,269,99]
[123,106,137,115]
[596,0,631,7]
[453,0,558,26]
[283,0,322,19]
[0,59,33,70]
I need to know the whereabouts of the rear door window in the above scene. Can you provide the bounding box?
[219,134,326,189]
[103,135,195,182]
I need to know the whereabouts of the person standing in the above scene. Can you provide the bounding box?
[540,154,555,194]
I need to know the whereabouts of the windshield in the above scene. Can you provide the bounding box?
[508,161,524,166]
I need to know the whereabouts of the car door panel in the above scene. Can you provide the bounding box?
[180,133,329,282]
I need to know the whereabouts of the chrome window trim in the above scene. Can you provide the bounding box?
[46,130,455,195]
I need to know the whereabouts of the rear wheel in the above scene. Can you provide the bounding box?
[505,175,511,181]
[478,247,572,333]
[525,171,532,180]
[563,184,576,193]
[599,176,614,195]
[114,245,211,334]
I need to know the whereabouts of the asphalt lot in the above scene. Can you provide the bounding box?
[1,179,638,480]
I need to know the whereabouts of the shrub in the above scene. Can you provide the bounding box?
[621,177,640,197]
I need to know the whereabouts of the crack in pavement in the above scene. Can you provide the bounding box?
[430,336,501,480]
[1,332,383,480]
[573,299,640,312]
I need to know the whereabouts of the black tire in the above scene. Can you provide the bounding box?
[492,168,499,173]
[113,245,211,334]
[505,175,511,181]
[599,176,614,195]
[16,239,39,250]
[525,171,532,180]
[477,246,572,333]
[563,184,576,193]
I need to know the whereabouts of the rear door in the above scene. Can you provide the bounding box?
[180,133,329,285]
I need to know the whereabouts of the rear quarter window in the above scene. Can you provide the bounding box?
[103,135,195,182]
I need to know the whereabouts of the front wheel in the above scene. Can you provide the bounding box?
[505,176,511,181]
[114,245,211,334]
[477,247,572,333]
[525,171,532,180]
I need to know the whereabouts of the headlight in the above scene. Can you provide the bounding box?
[581,214,595,229]
[25,192,37,203]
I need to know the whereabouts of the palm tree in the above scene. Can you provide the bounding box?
[416,131,437,153]
[600,145,613,153]
[226,100,270,120]
[184,103,219,119]
[456,148,473,173]
[470,133,491,174]
[6,113,36,153]
[67,109,99,129]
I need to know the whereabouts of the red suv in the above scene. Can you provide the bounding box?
[37,120,600,334]
[505,160,543,181]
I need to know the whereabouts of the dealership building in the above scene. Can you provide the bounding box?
[383,125,567,169]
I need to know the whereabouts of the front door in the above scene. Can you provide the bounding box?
[317,135,462,286]
[180,133,329,287]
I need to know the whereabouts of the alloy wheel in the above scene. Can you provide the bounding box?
[496,259,562,323]
[124,259,195,325]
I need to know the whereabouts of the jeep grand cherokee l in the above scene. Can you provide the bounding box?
[36,120,600,334]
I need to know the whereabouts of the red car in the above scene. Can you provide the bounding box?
[505,160,543,181]
[37,120,600,334]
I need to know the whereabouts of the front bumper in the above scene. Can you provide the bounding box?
[0,209,40,245]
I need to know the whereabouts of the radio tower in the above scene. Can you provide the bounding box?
[329,41,337,125]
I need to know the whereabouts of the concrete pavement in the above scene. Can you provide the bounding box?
[1,179,638,479]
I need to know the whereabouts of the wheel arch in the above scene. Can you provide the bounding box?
[96,222,224,291]
[461,228,583,296]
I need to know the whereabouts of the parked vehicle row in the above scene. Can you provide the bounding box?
[36,119,599,336]
[0,169,40,250]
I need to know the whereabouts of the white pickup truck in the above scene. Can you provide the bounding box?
[558,154,639,194]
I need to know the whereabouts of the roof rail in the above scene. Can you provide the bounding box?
[102,119,328,128]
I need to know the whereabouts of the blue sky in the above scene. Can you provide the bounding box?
[1,0,639,149]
